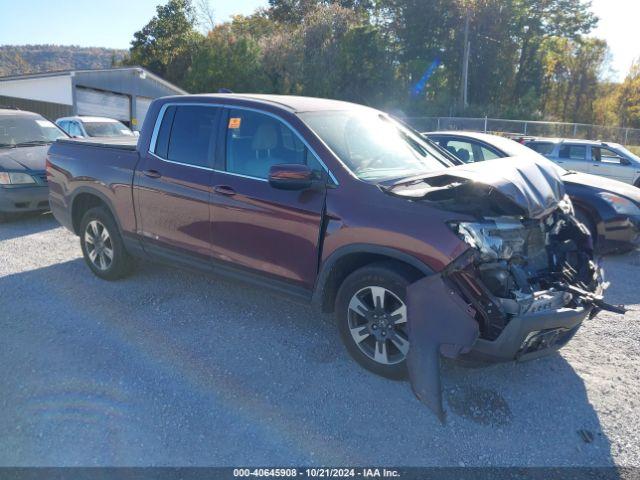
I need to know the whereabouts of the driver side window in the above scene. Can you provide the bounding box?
[596,147,625,164]
[225,109,321,179]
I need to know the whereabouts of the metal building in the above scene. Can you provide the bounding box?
[0,67,187,130]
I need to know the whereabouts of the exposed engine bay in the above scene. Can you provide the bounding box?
[385,157,625,421]
[446,199,610,341]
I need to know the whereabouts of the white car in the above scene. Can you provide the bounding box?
[525,138,640,187]
[55,116,135,138]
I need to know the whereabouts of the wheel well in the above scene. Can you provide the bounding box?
[318,253,425,313]
[71,193,107,234]
[573,205,598,243]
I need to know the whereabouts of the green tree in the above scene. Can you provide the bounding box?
[124,0,202,87]
[185,23,266,93]
[335,24,396,106]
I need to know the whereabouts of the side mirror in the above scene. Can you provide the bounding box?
[620,157,631,166]
[268,164,314,190]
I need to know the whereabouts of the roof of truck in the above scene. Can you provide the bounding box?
[188,93,373,113]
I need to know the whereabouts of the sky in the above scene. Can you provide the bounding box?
[590,0,640,80]
[0,0,637,82]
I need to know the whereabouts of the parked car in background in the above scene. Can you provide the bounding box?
[524,138,640,187]
[0,108,68,221]
[47,94,620,419]
[55,116,135,138]
[425,131,640,253]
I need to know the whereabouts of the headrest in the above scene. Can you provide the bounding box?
[252,122,278,150]
[457,148,471,162]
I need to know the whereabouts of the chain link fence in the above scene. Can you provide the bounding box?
[405,116,640,147]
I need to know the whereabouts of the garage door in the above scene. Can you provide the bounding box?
[76,87,130,122]
[135,97,153,130]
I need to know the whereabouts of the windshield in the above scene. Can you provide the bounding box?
[299,110,452,181]
[0,115,67,147]
[83,121,133,137]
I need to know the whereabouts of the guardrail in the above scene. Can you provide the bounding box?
[405,116,640,146]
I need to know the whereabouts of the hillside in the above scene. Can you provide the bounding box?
[0,45,127,77]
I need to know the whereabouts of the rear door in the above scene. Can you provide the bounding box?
[135,104,220,260]
[556,143,591,174]
[209,107,327,289]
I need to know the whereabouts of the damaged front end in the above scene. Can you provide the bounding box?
[388,158,624,421]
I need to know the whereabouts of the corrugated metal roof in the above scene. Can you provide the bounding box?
[0,66,187,95]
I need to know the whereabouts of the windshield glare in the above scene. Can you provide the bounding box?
[84,121,133,137]
[0,116,67,146]
[299,110,452,181]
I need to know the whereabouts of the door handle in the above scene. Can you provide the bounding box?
[592,164,599,167]
[143,169,162,178]
[214,185,236,196]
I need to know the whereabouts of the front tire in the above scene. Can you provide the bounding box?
[335,262,416,380]
[79,206,133,280]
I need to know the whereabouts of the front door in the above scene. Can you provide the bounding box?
[135,105,220,259]
[590,145,636,184]
[209,108,327,289]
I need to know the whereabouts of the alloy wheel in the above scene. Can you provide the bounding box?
[347,286,409,365]
[84,220,114,271]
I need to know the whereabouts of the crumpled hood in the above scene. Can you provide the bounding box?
[563,171,640,203]
[0,145,49,172]
[387,156,566,220]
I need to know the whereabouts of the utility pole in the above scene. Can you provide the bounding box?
[459,6,471,111]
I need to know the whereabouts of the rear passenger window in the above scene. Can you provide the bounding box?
[527,142,555,155]
[559,145,587,160]
[160,106,219,168]
[444,140,475,162]
[225,109,321,179]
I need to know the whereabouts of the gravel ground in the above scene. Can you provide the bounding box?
[0,213,638,467]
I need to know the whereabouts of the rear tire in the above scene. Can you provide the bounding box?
[79,206,133,280]
[335,262,417,380]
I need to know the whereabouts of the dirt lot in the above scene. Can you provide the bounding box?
[0,213,639,467]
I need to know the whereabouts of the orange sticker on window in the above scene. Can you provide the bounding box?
[228,117,241,129]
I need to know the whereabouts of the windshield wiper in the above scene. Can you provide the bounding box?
[0,143,17,148]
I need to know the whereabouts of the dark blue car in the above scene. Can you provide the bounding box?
[425,130,640,253]
[0,108,68,221]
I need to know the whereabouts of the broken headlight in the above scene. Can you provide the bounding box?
[448,218,528,261]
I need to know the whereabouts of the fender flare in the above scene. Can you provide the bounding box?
[69,186,123,234]
[312,243,435,307]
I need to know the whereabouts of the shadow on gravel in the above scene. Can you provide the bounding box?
[0,212,58,242]
[0,257,618,467]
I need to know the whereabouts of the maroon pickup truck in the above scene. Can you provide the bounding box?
[47,94,617,420]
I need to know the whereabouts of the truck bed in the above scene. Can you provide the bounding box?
[56,136,138,151]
